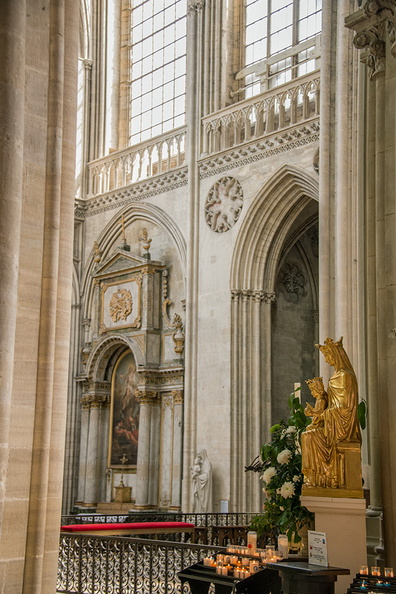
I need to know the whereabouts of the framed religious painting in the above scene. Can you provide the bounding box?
[108,351,140,467]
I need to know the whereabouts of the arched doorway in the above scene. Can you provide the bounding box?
[230,165,319,511]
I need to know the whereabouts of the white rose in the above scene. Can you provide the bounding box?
[277,449,292,465]
[285,426,297,434]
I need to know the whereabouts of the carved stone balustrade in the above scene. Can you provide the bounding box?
[201,71,320,157]
[87,126,186,198]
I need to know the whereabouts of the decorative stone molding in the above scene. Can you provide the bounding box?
[81,391,110,410]
[278,262,307,303]
[263,292,277,304]
[135,390,160,405]
[171,390,184,404]
[231,289,276,304]
[137,368,184,388]
[199,124,319,179]
[77,166,188,218]
[205,177,243,233]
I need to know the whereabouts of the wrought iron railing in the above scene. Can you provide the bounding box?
[61,512,258,527]
[57,534,223,594]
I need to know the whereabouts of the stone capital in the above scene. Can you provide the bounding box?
[188,0,205,14]
[354,26,386,79]
[135,389,160,405]
[349,1,396,78]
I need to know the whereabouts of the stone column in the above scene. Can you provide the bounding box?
[149,397,161,506]
[21,2,79,592]
[171,390,183,509]
[182,0,204,512]
[84,401,101,505]
[135,391,156,507]
[0,0,26,541]
[76,395,90,504]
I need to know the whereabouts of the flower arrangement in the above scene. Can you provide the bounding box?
[250,388,314,546]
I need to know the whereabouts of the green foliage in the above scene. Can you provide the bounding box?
[357,399,367,430]
[251,388,314,543]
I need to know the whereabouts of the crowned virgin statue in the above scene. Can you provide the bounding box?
[301,337,363,496]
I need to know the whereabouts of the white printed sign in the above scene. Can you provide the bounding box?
[308,530,328,567]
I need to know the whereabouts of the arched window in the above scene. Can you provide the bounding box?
[129,0,187,144]
[244,0,322,96]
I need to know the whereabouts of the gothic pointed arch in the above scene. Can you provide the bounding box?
[231,164,319,292]
[230,165,319,512]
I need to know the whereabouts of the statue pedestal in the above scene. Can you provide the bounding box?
[301,496,366,594]
[114,486,132,504]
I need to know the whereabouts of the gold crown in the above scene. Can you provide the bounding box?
[305,377,323,387]
[315,336,343,350]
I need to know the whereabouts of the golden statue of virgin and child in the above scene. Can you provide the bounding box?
[301,337,363,497]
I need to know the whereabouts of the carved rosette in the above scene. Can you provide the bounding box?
[205,176,243,233]
[278,263,307,303]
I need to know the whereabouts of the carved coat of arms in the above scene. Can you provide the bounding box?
[109,288,133,322]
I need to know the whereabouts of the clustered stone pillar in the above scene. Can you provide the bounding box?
[346,0,396,565]
[230,289,276,512]
[77,384,110,507]
[0,1,79,592]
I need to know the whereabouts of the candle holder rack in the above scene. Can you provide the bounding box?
[347,572,396,593]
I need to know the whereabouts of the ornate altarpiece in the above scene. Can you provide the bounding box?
[78,243,185,510]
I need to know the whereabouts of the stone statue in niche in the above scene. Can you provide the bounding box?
[191,449,213,512]
[301,337,362,495]
[204,176,243,233]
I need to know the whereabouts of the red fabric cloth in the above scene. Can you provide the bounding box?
[61,521,194,532]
